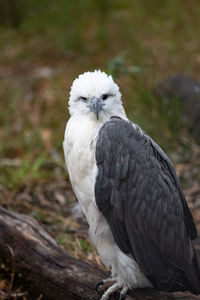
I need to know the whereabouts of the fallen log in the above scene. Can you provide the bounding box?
[0,206,199,300]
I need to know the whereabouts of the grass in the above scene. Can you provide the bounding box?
[0,0,200,190]
[0,2,200,297]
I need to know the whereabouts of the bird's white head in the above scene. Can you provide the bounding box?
[68,70,126,121]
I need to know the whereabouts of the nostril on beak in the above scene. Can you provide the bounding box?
[89,97,104,120]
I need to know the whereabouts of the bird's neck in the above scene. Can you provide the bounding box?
[67,106,127,146]
[71,106,127,125]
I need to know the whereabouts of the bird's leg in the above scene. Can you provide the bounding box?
[100,282,120,300]
[119,286,129,300]
[96,278,129,300]
[95,276,117,293]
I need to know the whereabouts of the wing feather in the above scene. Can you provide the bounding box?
[95,117,200,293]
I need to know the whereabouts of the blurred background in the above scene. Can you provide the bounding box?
[1,0,200,189]
[0,0,200,297]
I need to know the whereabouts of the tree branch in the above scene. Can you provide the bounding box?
[0,206,199,300]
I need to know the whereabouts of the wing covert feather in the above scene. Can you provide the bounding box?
[95,117,200,292]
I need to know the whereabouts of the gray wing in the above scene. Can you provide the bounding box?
[95,117,200,293]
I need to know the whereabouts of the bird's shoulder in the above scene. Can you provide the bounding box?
[96,116,197,241]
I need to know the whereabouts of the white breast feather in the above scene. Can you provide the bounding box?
[63,111,152,290]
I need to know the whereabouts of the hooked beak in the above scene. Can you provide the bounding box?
[88,97,105,120]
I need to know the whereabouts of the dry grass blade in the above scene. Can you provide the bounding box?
[0,289,28,299]
[36,294,43,300]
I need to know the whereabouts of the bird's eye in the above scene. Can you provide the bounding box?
[102,94,108,100]
[80,96,87,101]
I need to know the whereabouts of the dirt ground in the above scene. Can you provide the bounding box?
[0,151,200,299]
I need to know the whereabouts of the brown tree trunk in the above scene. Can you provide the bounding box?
[0,206,199,300]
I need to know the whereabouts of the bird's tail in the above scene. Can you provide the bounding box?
[159,248,200,294]
[184,249,200,295]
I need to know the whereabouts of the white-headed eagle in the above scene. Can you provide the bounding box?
[63,70,200,299]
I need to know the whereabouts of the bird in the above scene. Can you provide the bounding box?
[63,70,200,300]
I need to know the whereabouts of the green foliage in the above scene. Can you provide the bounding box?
[0,0,200,190]
[107,53,144,78]
[31,210,49,222]
[57,235,68,247]
[0,156,47,189]
[80,239,93,253]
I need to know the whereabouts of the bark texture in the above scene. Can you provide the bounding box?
[0,206,199,300]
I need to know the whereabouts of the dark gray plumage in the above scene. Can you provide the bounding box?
[95,116,200,294]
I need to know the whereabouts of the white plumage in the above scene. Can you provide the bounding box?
[63,70,151,299]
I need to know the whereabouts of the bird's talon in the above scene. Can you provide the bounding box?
[119,286,128,300]
[99,282,120,300]
[119,293,126,300]
[95,280,104,292]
